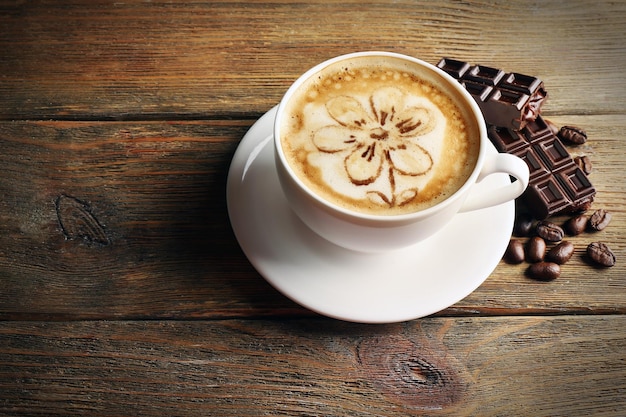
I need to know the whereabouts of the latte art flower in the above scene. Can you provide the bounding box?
[312,86,436,206]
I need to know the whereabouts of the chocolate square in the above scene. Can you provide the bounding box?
[521,115,553,143]
[522,176,571,219]
[533,137,571,171]
[554,163,596,202]
[464,65,505,86]
[500,72,544,96]
[436,58,470,79]
[513,146,550,182]
[461,80,493,103]
[488,125,528,153]
[484,90,531,130]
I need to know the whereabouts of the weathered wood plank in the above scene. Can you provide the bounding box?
[0,116,624,319]
[0,119,303,319]
[0,316,624,416]
[1,2,624,416]
[1,0,625,119]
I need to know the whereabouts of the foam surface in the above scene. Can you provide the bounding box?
[280,56,479,215]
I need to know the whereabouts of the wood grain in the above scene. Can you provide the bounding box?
[1,0,625,120]
[0,119,300,319]
[1,317,624,416]
[0,116,624,319]
[1,1,625,414]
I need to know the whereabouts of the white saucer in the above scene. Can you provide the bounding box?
[227,106,514,323]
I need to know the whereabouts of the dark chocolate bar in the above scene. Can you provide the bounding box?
[437,58,547,130]
[488,115,595,219]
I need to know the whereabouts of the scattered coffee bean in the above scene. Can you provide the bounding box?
[586,242,616,267]
[573,155,592,175]
[564,214,588,236]
[527,262,561,281]
[536,220,564,242]
[503,239,525,264]
[496,117,615,279]
[544,118,560,135]
[557,125,587,145]
[546,241,575,265]
[526,236,546,263]
[513,213,535,237]
[588,209,612,231]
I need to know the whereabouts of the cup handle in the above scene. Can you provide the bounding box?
[459,153,529,213]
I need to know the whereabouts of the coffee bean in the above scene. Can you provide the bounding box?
[513,213,535,237]
[536,220,564,242]
[588,209,612,231]
[558,125,587,145]
[573,155,592,175]
[503,239,525,264]
[527,262,561,281]
[586,242,616,267]
[526,236,546,263]
[564,214,588,236]
[546,241,575,264]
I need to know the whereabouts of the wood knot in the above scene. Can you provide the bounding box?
[357,335,465,410]
[55,195,110,245]
[396,354,445,386]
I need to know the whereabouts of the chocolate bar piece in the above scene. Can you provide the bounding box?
[488,116,595,219]
[437,58,547,130]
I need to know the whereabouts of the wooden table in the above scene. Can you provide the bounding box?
[1,1,625,415]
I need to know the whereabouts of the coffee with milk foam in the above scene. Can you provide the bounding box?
[279,56,480,216]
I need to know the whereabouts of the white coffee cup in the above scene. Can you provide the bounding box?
[274,51,529,252]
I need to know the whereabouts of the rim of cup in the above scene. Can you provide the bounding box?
[274,51,488,223]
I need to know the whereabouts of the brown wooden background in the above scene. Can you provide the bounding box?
[1,1,625,415]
